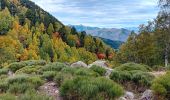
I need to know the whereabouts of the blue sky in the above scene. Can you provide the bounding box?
[31,0,159,28]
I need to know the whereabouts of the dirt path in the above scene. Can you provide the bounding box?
[39,82,62,100]
[149,71,166,77]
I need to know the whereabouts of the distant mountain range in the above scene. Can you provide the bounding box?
[69,25,138,42]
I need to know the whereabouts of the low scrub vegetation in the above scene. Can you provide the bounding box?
[110,63,155,92]
[151,72,170,99]
[90,65,106,76]
[115,63,151,72]
[60,76,124,100]
[8,60,46,72]
[1,74,44,94]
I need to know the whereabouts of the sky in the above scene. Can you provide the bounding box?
[31,0,159,28]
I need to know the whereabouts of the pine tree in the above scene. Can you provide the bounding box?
[47,23,54,38]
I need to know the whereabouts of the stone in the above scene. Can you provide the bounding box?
[70,61,88,68]
[88,60,108,68]
[140,89,154,100]
[125,91,134,100]
[105,68,113,77]
[119,97,127,100]
[119,91,134,100]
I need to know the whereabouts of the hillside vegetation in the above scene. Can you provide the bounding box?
[0,0,115,67]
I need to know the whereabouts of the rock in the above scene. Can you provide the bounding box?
[8,70,14,77]
[70,61,88,68]
[88,60,108,68]
[125,91,134,100]
[140,89,154,100]
[105,68,113,77]
[119,91,134,100]
[119,97,127,100]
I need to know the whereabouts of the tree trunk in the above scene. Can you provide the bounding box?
[165,43,169,67]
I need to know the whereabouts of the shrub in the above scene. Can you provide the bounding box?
[59,67,98,77]
[151,72,170,99]
[6,74,44,93]
[61,67,77,75]
[90,65,106,76]
[0,81,8,92]
[15,66,42,74]
[29,76,44,89]
[152,65,164,71]
[8,60,46,72]
[0,68,8,75]
[0,93,16,100]
[132,72,154,86]
[8,62,26,72]
[7,74,30,84]
[42,71,56,81]
[40,62,68,72]
[60,76,124,100]
[18,89,53,100]
[54,72,73,87]
[22,60,46,66]
[110,70,154,88]
[74,68,99,77]
[8,83,33,94]
[110,71,132,83]
[115,62,151,72]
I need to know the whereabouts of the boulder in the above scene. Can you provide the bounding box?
[119,91,134,100]
[140,89,154,100]
[70,61,88,68]
[88,60,108,68]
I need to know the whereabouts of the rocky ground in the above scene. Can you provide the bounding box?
[39,82,62,100]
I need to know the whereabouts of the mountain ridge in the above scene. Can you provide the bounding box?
[69,25,135,42]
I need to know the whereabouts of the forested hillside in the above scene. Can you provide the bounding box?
[0,0,115,66]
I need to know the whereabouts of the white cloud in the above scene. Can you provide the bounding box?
[30,0,159,28]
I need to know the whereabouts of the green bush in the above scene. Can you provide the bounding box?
[0,93,16,100]
[61,67,77,75]
[8,60,46,72]
[40,62,68,72]
[152,65,164,71]
[60,67,98,77]
[0,68,8,75]
[6,74,44,93]
[132,72,154,86]
[42,71,56,81]
[29,76,44,89]
[151,72,170,99]
[22,60,46,66]
[15,66,42,74]
[18,89,53,100]
[115,63,151,72]
[8,83,33,94]
[7,74,30,84]
[110,71,132,83]
[0,81,8,92]
[8,62,27,72]
[90,65,106,76]
[54,72,73,87]
[60,76,124,100]
[110,70,154,87]
[74,68,99,77]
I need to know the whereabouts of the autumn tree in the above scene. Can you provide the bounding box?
[158,0,170,67]
[0,8,13,35]
[47,23,54,38]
